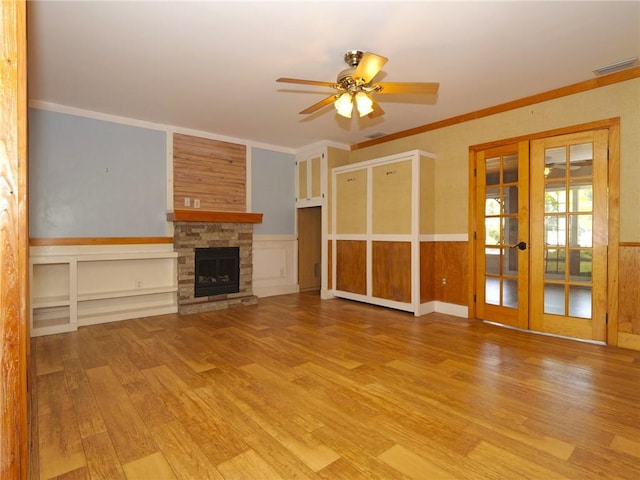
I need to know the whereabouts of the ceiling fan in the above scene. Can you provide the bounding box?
[276,50,440,119]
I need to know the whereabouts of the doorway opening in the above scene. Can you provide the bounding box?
[298,206,322,293]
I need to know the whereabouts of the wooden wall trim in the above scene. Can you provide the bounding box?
[469,118,620,152]
[352,67,639,150]
[168,210,263,224]
[29,237,173,246]
[1,1,29,478]
[607,123,620,346]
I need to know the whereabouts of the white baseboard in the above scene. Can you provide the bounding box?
[320,289,335,300]
[417,301,435,316]
[433,301,468,318]
[78,305,178,327]
[253,284,299,298]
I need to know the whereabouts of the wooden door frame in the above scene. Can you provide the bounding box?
[1,1,29,478]
[468,118,620,344]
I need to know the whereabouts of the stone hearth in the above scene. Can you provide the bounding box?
[174,221,257,314]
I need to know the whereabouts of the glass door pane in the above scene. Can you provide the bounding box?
[483,154,520,309]
[542,143,593,317]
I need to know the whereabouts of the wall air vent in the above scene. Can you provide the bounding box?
[365,132,387,139]
[593,57,638,76]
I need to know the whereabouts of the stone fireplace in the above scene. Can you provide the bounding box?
[171,210,262,314]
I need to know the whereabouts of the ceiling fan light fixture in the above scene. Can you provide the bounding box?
[334,92,353,118]
[278,50,440,118]
[355,92,374,117]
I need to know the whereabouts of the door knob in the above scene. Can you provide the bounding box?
[510,241,527,251]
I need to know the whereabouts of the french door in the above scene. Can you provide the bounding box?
[474,129,609,342]
[475,142,530,330]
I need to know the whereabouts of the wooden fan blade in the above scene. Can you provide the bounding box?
[276,77,337,88]
[353,52,388,83]
[299,95,337,114]
[375,82,440,95]
[367,98,385,118]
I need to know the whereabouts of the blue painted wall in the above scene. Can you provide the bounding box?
[28,109,296,239]
[251,147,295,235]
[28,109,167,237]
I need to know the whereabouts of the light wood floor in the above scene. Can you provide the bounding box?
[31,293,640,479]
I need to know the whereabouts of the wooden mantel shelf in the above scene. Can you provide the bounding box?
[168,210,263,224]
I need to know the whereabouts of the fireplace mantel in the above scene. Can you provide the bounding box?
[168,210,263,224]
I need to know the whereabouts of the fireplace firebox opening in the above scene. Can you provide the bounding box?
[194,247,240,297]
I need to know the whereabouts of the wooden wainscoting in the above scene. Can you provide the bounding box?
[420,242,435,303]
[617,243,640,350]
[372,241,411,303]
[335,240,366,295]
[327,240,333,291]
[434,241,469,306]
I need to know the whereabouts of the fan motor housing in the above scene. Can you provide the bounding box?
[337,67,356,85]
[344,50,364,67]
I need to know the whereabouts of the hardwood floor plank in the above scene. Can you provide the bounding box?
[115,329,164,370]
[460,422,605,480]
[216,449,283,480]
[81,432,127,480]
[85,365,158,465]
[463,418,575,461]
[378,444,457,480]
[229,388,341,473]
[106,353,147,386]
[240,433,320,480]
[122,380,176,429]
[610,435,640,459]
[467,440,573,479]
[141,364,231,444]
[62,357,108,439]
[121,452,177,480]
[317,457,382,480]
[36,372,87,480]
[32,293,640,480]
[76,327,120,371]
[35,335,70,376]
[568,444,640,480]
[50,467,90,480]
[149,420,224,479]
[38,412,86,480]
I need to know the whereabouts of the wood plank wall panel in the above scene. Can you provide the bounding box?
[420,242,435,303]
[1,1,29,478]
[173,133,246,212]
[618,245,640,340]
[434,242,469,306]
[335,241,366,295]
[372,242,412,303]
[327,240,332,291]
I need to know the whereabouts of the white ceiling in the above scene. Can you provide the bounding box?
[27,1,640,151]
